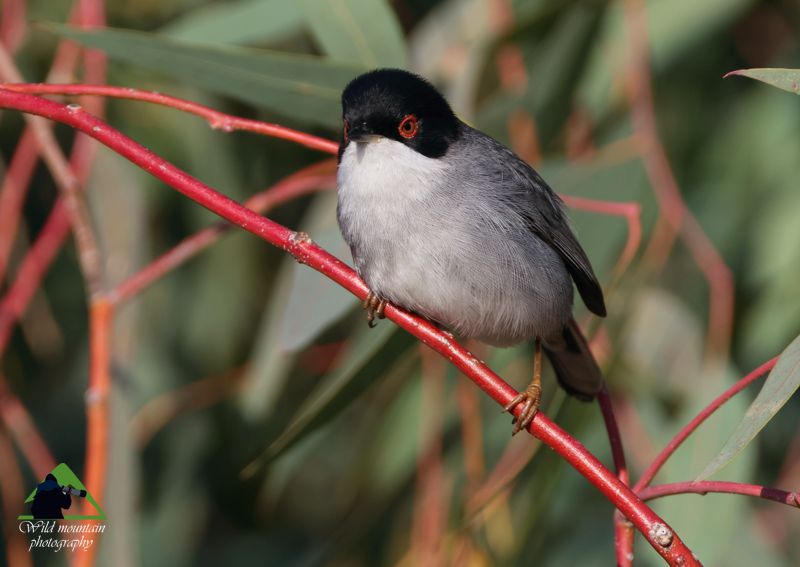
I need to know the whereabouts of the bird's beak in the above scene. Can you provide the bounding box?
[348,124,381,143]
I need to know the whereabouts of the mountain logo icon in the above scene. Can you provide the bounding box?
[18,463,105,520]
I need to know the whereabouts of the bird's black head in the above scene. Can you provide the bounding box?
[340,68,461,159]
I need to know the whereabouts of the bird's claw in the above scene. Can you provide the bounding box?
[504,382,542,436]
[363,291,387,328]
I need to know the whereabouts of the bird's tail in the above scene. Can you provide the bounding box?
[543,318,603,401]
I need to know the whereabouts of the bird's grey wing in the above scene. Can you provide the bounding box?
[525,181,607,317]
[477,132,607,317]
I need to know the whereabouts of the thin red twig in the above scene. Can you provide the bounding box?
[635,357,778,491]
[111,163,336,304]
[0,47,105,297]
[0,83,340,154]
[0,201,71,355]
[638,481,799,509]
[0,4,86,283]
[0,121,100,356]
[598,386,634,567]
[561,195,642,287]
[0,0,27,54]
[0,89,700,565]
[0,128,38,282]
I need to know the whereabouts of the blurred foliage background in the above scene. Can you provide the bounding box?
[1,0,799,565]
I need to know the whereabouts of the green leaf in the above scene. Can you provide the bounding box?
[696,333,800,480]
[262,323,413,464]
[725,68,800,95]
[238,251,303,422]
[279,192,357,351]
[45,23,364,128]
[297,0,406,68]
[160,0,302,45]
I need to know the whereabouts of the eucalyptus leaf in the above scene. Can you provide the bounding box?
[279,192,357,351]
[265,323,413,463]
[45,23,365,128]
[725,68,800,95]
[697,333,800,480]
[297,0,406,68]
[161,0,302,45]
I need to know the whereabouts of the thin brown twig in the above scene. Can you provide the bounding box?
[623,0,734,360]
[0,45,105,296]
[129,367,245,449]
[0,3,85,283]
[456,377,485,495]
[411,347,451,565]
[0,426,32,567]
[0,378,57,477]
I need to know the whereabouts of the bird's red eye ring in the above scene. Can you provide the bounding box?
[398,114,419,139]
[343,119,350,142]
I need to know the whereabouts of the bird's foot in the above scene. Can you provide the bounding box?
[504,381,542,435]
[363,291,387,328]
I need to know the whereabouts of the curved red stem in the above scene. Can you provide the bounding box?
[635,357,778,491]
[639,481,799,508]
[0,83,339,154]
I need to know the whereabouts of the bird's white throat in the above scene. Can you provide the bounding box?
[337,137,449,204]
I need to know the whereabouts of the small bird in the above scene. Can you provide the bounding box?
[336,69,605,434]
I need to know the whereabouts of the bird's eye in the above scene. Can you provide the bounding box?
[343,119,350,142]
[398,114,419,139]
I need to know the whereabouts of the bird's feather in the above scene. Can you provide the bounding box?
[464,127,607,317]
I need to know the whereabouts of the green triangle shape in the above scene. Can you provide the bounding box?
[18,463,105,520]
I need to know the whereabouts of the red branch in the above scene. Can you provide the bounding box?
[0,89,700,565]
[0,83,339,155]
[639,481,799,509]
[635,357,778,491]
